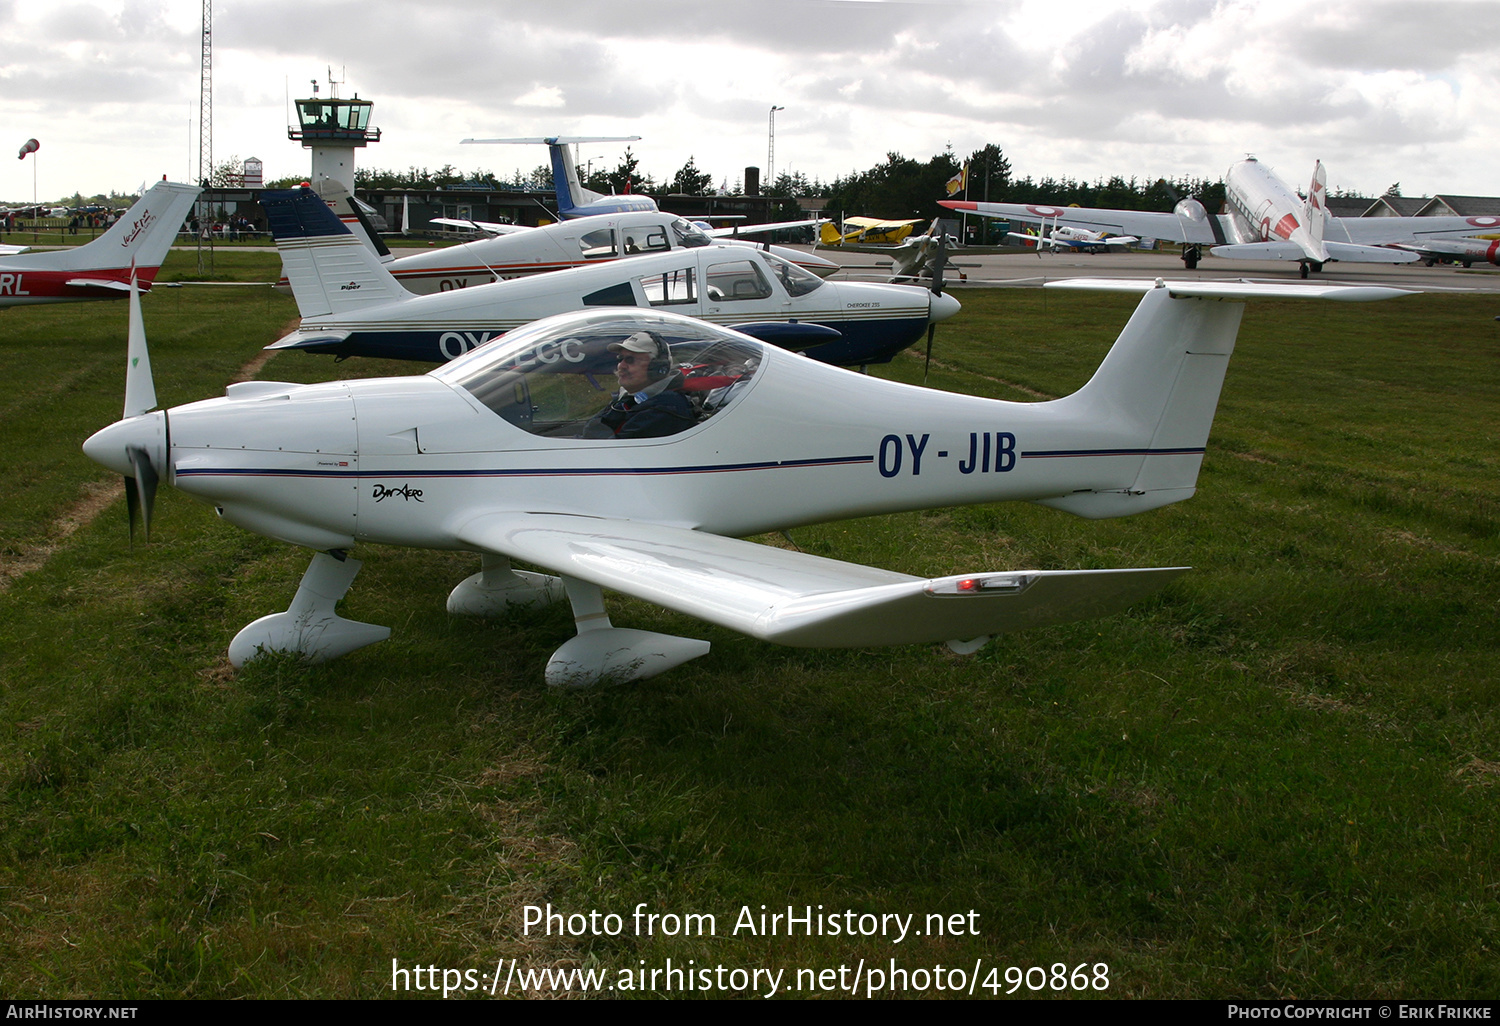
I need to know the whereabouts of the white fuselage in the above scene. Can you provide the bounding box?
[388,212,835,294]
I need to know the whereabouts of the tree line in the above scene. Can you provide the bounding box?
[318,144,1242,220]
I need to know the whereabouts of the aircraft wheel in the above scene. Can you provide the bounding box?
[1463,260,1473,268]
[1425,259,1437,267]
[1299,262,1309,279]
[1311,261,1323,273]
[1183,247,1199,270]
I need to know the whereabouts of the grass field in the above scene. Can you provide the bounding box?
[1,251,1496,999]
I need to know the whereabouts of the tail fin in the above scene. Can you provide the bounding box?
[53,181,199,273]
[1305,160,1327,254]
[262,187,409,318]
[1039,279,1409,518]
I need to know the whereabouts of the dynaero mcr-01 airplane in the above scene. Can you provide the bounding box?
[943,158,1500,277]
[461,135,657,218]
[0,180,199,306]
[84,275,1409,687]
[263,186,958,366]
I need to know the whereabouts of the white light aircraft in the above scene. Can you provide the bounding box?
[1010,222,1139,253]
[264,187,957,366]
[0,181,199,306]
[943,158,1500,277]
[387,211,836,292]
[83,276,1408,687]
[460,135,658,218]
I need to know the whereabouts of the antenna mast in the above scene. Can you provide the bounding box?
[198,0,212,186]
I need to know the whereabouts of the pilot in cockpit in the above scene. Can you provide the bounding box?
[583,331,697,439]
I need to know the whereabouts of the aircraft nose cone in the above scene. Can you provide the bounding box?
[83,413,163,477]
[929,290,961,324]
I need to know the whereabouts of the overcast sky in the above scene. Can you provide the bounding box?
[4,0,1498,203]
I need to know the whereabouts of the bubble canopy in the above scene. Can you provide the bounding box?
[430,310,766,439]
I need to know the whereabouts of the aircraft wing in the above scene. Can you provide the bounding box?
[0,243,29,256]
[707,218,825,238]
[843,217,923,230]
[942,200,1224,245]
[455,511,1186,647]
[429,217,533,236]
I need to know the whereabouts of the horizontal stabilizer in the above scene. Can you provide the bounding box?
[64,278,135,293]
[1323,241,1421,264]
[456,511,1185,648]
[266,331,352,351]
[1209,241,1309,260]
[1045,279,1414,301]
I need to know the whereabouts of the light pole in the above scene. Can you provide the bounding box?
[767,105,784,189]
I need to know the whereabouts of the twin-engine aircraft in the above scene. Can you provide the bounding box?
[264,186,957,366]
[945,158,1500,277]
[83,275,1408,687]
[0,181,199,306]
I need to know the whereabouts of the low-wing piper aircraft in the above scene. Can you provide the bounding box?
[264,186,958,366]
[377,210,837,293]
[943,157,1500,277]
[282,186,835,294]
[83,275,1408,687]
[0,181,199,306]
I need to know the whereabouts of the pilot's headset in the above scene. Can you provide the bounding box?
[608,331,679,397]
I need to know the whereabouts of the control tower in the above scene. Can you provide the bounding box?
[287,80,380,196]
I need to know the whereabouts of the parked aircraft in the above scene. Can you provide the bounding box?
[1388,236,1500,268]
[83,276,1407,686]
[1010,223,1139,253]
[943,158,1500,277]
[820,217,925,246]
[382,211,836,293]
[0,181,199,306]
[461,135,657,218]
[818,218,966,284]
[264,186,957,366]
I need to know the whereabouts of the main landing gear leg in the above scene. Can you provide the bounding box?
[447,553,565,616]
[228,550,390,666]
[544,576,710,689]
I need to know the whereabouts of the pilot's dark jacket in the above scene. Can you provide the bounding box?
[589,389,696,439]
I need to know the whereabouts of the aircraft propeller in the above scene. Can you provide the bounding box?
[84,275,168,545]
[922,230,950,385]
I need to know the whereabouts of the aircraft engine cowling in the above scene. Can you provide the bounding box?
[1173,198,1210,223]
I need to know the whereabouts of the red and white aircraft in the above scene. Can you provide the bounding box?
[944,158,1500,277]
[1388,236,1500,268]
[0,181,199,306]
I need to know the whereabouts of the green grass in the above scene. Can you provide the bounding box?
[1,255,1497,998]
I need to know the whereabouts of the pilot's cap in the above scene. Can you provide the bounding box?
[608,331,660,357]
